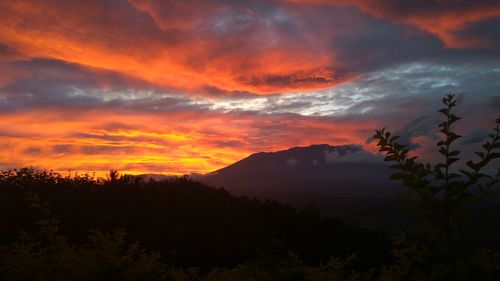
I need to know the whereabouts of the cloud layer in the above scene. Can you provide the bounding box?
[0,0,499,175]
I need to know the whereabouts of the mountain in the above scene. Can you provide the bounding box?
[196,144,404,220]
[131,173,172,182]
[198,144,399,197]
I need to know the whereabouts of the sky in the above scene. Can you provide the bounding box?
[0,0,499,176]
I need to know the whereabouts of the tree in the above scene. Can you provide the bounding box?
[107,169,121,184]
[373,94,500,280]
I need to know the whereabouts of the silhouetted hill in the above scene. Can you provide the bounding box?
[196,144,405,223]
[199,144,395,196]
[0,168,390,269]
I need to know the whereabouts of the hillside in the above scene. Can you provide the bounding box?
[199,144,395,195]
[0,168,390,269]
[194,145,407,220]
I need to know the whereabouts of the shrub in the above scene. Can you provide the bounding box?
[374,94,500,280]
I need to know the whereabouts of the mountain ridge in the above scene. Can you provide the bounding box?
[196,144,398,198]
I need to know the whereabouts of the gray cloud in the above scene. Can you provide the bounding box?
[461,128,491,145]
[324,146,383,163]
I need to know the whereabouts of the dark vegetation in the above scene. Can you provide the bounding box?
[0,95,499,280]
[372,94,500,280]
[0,168,389,270]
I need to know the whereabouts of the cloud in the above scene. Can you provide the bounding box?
[0,0,352,94]
[0,107,381,175]
[291,0,500,49]
[0,43,23,61]
[3,0,499,96]
[0,0,499,175]
[286,158,298,167]
[324,145,382,163]
[461,128,491,145]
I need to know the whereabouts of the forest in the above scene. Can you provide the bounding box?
[0,95,499,280]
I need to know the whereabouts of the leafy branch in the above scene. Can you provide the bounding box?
[374,94,500,280]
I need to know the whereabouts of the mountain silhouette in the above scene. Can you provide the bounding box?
[197,144,399,199]
[133,145,405,218]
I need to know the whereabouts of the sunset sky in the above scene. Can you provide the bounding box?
[1,0,499,176]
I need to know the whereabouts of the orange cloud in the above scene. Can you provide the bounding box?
[0,1,355,95]
[0,108,378,176]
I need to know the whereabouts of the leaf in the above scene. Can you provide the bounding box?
[449,115,462,124]
[466,160,477,170]
[390,136,400,142]
[477,173,492,179]
[460,169,473,178]
[448,132,462,143]
[448,157,460,165]
[482,142,491,150]
[390,164,402,169]
[475,152,485,158]
[435,163,445,169]
[487,152,500,160]
[401,149,409,158]
[390,173,406,180]
[385,155,397,161]
[438,108,449,115]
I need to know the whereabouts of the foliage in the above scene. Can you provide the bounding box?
[373,94,500,280]
[0,168,389,278]
[1,192,171,281]
[0,189,377,281]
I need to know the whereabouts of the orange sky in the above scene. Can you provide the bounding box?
[0,108,379,176]
[0,0,499,175]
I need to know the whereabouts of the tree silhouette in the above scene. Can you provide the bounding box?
[107,169,121,184]
[374,94,500,280]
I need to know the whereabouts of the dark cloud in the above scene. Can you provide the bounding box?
[23,147,43,155]
[80,145,157,155]
[310,0,500,49]
[461,128,490,145]
[393,116,437,149]
[0,58,213,113]
[211,140,246,148]
[52,145,74,154]
[454,17,500,48]
[486,95,500,109]
[324,10,442,72]
[0,43,20,60]
[241,68,356,91]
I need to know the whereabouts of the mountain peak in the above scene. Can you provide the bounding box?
[199,144,394,198]
[216,144,379,174]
